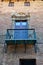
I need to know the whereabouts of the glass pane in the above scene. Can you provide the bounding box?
[22,22,26,25]
[16,22,20,26]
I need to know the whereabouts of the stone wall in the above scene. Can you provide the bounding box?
[0,0,42,2]
[0,1,43,43]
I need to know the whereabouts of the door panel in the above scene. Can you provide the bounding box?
[20,59,36,65]
[14,20,28,40]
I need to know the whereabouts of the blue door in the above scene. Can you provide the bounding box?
[14,20,28,40]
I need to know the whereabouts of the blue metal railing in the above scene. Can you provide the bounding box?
[5,29,36,41]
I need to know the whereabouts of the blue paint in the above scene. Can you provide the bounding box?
[5,20,37,53]
[5,20,37,41]
[14,20,29,40]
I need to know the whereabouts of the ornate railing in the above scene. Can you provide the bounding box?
[5,29,36,40]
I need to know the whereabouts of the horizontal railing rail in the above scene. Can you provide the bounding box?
[5,28,36,40]
[7,28,35,30]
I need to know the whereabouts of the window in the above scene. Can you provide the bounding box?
[16,22,20,26]
[24,2,30,6]
[1,0,4,2]
[33,0,35,1]
[8,2,14,7]
[22,22,26,25]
